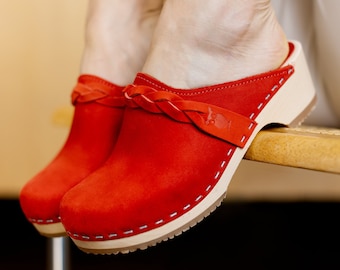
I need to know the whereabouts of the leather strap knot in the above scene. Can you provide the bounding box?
[72,82,125,108]
[124,84,257,148]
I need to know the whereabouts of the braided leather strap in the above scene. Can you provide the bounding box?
[124,84,257,148]
[72,82,125,108]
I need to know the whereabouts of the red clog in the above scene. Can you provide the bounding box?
[60,41,316,253]
[20,75,125,237]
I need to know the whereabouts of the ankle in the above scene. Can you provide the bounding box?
[80,0,163,85]
[142,0,288,89]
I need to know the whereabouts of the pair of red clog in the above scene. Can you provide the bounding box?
[20,41,316,254]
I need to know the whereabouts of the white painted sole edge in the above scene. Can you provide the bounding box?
[33,222,67,238]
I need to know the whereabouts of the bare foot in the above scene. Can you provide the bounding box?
[80,0,164,85]
[142,0,288,89]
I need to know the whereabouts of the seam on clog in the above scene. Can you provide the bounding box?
[249,68,293,120]
[29,216,61,224]
[136,68,292,97]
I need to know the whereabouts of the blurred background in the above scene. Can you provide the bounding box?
[0,1,86,197]
[1,0,340,269]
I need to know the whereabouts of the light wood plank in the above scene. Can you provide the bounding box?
[245,126,340,174]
